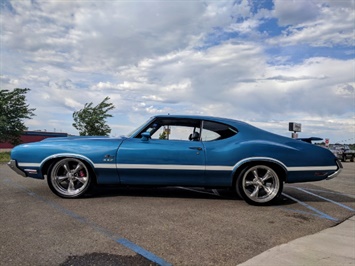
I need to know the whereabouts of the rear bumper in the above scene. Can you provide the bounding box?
[7,160,27,177]
[326,159,343,180]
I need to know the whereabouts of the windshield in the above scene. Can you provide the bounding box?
[126,117,155,138]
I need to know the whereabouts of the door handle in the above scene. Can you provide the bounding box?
[189,147,202,151]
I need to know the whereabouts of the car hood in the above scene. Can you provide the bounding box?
[12,136,127,150]
[40,136,125,142]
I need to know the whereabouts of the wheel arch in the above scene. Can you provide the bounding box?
[40,154,96,180]
[232,157,287,187]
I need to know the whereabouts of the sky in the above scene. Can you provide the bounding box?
[1,0,354,143]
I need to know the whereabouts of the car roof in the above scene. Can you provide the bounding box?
[152,115,286,141]
[153,114,248,127]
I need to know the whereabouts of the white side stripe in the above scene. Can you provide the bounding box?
[94,164,116,169]
[18,163,40,167]
[97,164,336,172]
[115,164,205,170]
[17,162,337,172]
[288,166,337,171]
[206,165,233,171]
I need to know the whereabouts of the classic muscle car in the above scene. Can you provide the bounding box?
[8,115,342,205]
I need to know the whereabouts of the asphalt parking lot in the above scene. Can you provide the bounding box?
[0,162,354,266]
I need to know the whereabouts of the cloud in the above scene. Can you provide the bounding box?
[2,1,246,73]
[109,44,353,119]
[271,0,354,46]
[1,0,354,142]
[273,0,320,26]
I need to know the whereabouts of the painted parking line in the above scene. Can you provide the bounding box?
[177,187,226,198]
[179,187,341,221]
[176,186,218,196]
[178,186,353,222]
[281,192,338,221]
[117,238,171,266]
[2,178,172,266]
[212,189,220,196]
[300,187,355,199]
[294,187,355,212]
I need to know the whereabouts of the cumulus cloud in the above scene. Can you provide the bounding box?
[271,0,354,46]
[1,0,354,142]
[273,0,320,26]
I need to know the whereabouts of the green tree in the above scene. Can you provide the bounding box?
[159,130,167,140]
[159,126,170,140]
[0,88,36,145]
[72,96,115,136]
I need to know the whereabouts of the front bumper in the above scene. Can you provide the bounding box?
[7,160,27,177]
[326,159,343,180]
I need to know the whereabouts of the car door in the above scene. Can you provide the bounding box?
[200,120,239,186]
[116,118,206,186]
[116,137,206,185]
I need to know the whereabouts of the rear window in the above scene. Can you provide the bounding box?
[201,121,237,141]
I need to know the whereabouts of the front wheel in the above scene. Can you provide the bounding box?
[47,158,93,198]
[236,165,283,205]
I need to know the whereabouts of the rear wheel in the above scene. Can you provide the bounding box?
[47,158,92,198]
[236,165,283,205]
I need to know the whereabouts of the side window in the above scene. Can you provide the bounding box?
[138,118,202,141]
[152,125,197,141]
[201,121,237,141]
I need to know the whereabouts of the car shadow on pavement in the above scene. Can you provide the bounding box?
[60,252,158,266]
[83,183,355,209]
[88,185,304,207]
[90,185,233,200]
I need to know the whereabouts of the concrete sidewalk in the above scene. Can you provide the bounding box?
[239,215,355,266]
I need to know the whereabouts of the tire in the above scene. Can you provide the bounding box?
[236,165,283,205]
[47,158,93,198]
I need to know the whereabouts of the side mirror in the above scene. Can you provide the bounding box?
[141,132,151,141]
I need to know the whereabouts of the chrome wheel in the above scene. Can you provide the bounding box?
[48,158,91,198]
[238,165,282,205]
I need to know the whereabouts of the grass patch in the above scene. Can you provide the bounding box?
[0,151,11,163]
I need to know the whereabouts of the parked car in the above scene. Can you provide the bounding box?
[330,144,355,162]
[8,115,342,205]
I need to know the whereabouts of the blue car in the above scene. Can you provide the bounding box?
[8,115,342,205]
